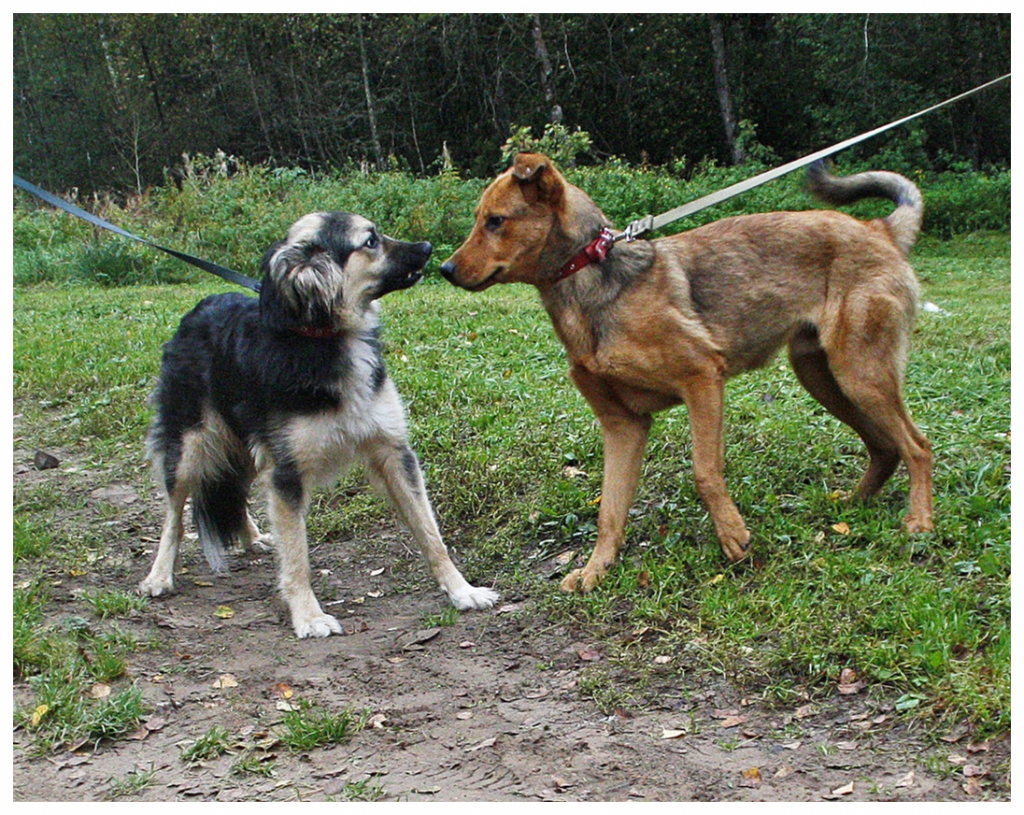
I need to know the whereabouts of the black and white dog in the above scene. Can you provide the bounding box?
[138,212,499,637]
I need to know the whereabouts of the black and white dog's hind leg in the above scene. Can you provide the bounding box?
[139,414,265,598]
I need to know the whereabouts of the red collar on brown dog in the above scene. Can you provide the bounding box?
[557,228,615,279]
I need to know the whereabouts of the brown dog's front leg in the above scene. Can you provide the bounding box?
[682,373,750,562]
[561,367,651,593]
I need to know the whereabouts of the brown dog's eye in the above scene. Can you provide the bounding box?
[485,215,505,232]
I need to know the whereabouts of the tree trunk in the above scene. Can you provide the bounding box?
[531,14,562,124]
[709,14,744,165]
[356,14,384,168]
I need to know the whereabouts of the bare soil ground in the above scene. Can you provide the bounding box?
[12,445,1010,802]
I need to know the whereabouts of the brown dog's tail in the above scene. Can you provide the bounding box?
[807,161,923,256]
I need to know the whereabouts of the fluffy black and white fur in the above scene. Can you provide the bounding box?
[138,212,499,638]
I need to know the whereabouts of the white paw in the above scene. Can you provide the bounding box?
[248,533,274,554]
[293,613,344,639]
[448,584,500,611]
[138,575,175,597]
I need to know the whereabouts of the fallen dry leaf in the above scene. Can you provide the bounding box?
[213,605,234,619]
[831,781,855,796]
[895,770,916,788]
[654,655,672,665]
[966,741,990,754]
[368,713,388,729]
[962,776,986,796]
[271,682,294,699]
[90,683,111,699]
[739,767,763,788]
[577,645,602,662]
[660,728,687,740]
[213,674,238,689]
[832,522,851,535]
[720,715,746,729]
[143,716,167,732]
[465,736,496,753]
[30,704,49,727]
[455,711,473,720]
[402,627,441,650]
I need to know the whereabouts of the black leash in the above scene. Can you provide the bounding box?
[12,174,262,292]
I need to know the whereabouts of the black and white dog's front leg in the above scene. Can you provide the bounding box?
[267,473,343,638]
[364,438,499,610]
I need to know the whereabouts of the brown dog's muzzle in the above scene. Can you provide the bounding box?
[438,260,460,285]
[439,258,501,291]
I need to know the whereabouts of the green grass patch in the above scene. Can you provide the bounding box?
[276,702,367,751]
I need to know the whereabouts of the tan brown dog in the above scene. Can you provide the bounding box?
[440,153,933,593]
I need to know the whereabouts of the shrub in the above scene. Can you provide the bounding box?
[13,153,1009,287]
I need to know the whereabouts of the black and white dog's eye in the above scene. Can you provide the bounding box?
[365,233,379,249]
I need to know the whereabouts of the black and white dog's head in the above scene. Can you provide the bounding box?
[259,212,432,336]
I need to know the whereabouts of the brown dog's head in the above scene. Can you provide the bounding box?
[440,153,607,291]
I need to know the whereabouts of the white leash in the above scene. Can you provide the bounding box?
[614,73,1010,243]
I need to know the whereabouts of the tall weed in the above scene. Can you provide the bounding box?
[14,154,1008,287]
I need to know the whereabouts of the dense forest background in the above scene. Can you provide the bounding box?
[13,13,1011,194]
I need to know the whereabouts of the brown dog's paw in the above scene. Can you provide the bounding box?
[719,529,752,563]
[904,514,935,534]
[559,567,603,594]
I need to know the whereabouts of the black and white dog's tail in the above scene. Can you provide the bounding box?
[191,468,251,574]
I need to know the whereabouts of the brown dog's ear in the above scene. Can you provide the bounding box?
[512,152,564,205]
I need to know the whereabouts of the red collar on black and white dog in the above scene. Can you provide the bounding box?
[556,228,615,280]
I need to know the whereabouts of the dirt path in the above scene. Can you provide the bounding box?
[12,450,1009,802]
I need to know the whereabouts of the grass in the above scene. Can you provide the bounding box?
[180,725,232,763]
[11,232,1010,745]
[276,702,367,751]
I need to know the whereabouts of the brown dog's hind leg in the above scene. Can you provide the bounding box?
[789,326,901,499]
[561,366,652,593]
[793,320,934,533]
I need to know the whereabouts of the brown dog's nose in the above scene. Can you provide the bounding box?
[439,260,457,283]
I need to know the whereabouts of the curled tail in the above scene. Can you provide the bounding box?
[807,160,923,256]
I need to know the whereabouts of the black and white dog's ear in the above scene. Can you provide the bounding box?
[258,240,299,332]
[259,237,344,334]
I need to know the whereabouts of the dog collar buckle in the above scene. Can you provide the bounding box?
[557,228,615,279]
